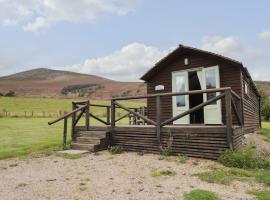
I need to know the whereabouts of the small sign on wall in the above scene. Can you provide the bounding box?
[155,85,165,91]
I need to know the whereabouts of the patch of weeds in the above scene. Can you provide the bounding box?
[184,189,220,200]
[62,154,83,159]
[194,168,270,186]
[79,182,86,186]
[108,146,124,154]
[194,170,234,185]
[178,154,189,163]
[192,161,199,166]
[248,190,270,200]
[160,146,172,157]
[16,183,27,188]
[151,169,176,177]
[219,146,270,169]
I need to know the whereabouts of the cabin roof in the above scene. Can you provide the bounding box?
[140,44,260,97]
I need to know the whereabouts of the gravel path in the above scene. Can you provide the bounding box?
[0,151,267,200]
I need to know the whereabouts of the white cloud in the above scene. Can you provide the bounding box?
[258,29,270,40]
[54,43,172,81]
[0,0,136,32]
[201,35,270,81]
[201,36,243,58]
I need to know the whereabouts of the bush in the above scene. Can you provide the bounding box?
[0,92,3,96]
[108,146,124,154]
[5,91,15,97]
[219,146,270,169]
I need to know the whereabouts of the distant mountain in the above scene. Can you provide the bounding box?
[0,68,146,99]
[255,81,270,96]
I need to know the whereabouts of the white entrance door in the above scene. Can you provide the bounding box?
[172,71,190,124]
[202,66,222,124]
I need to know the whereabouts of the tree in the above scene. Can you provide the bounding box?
[257,86,270,121]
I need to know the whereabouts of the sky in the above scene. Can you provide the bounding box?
[0,0,270,81]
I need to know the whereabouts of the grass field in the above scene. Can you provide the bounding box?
[0,97,144,117]
[0,97,144,159]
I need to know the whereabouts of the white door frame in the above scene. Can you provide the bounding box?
[202,65,222,124]
[172,71,189,124]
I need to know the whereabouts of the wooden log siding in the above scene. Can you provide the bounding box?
[242,72,260,134]
[232,126,244,150]
[146,52,242,125]
[110,126,233,159]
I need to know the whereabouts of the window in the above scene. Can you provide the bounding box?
[244,81,249,96]
[176,75,185,107]
[205,69,217,104]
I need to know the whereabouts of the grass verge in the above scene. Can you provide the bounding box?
[184,189,219,200]
[248,190,270,200]
[261,122,270,142]
[194,168,270,186]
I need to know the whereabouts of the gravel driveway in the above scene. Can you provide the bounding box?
[0,151,266,200]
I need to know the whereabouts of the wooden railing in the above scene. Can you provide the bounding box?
[111,87,243,149]
[48,100,144,148]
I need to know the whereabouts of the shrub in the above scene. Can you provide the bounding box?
[178,154,189,163]
[0,92,3,96]
[184,189,220,200]
[5,91,15,97]
[108,146,124,154]
[219,146,270,169]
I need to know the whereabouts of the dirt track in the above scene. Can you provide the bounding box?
[0,151,266,200]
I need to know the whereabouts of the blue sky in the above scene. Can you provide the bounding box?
[0,0,269,81]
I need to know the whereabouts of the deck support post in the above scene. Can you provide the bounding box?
[85,100,90,130]
[225,89,233,150]
[156,95,161,144]
[63,118,67,149]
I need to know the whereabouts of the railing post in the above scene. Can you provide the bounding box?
[71,102,76,141]
[225,89,233,150]
[107,106,111,125]
[63,118,67,149]
[156,95,161,144]
[85,100,90,130]
[110,100,116,141]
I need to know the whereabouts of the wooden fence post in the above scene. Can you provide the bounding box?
[225,89,233,150]
[85,101,90,130]
[106,106,110,125]
[156,95,161,144]
[71,102,76,141]
[63,118,67,149]
[110,100,116,141]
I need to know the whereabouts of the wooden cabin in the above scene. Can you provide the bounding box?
[49,45,261,159]
[141,45,261,134]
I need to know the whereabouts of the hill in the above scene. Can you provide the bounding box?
[0,68,145,99]
[255,81,270,96]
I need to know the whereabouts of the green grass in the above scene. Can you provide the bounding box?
[219,146,270,169]
[194,168,270,186]
[248,190,270,200]
[151,169,176,177]
[184,189,219,200]
[0,97,145,118]
[61,154,83,159]
[261,122,270,142]
[0,118,66,159]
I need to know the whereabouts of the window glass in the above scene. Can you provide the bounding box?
[205,69,217,104]
[176,75,185,107]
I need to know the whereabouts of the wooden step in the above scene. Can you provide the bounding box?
[76,137,101,144]
[78,131,106,138]
[70,143,95,151]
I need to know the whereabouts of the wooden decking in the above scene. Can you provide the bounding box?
[75,125,243,159]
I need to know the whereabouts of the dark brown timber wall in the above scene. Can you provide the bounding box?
[111,126,231,159]
[241,72,260,133]
[146,52,241,125]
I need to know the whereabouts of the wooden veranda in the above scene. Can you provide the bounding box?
[48,87,244,159]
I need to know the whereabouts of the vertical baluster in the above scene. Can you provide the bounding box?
[85,101,90,130]
[225,89,233,149]
[63,118,67,149]
[156,95,161,144]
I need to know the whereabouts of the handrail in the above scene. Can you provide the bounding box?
[161,92,226,127]
[112,87,231,101]
[48,105,87,125]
